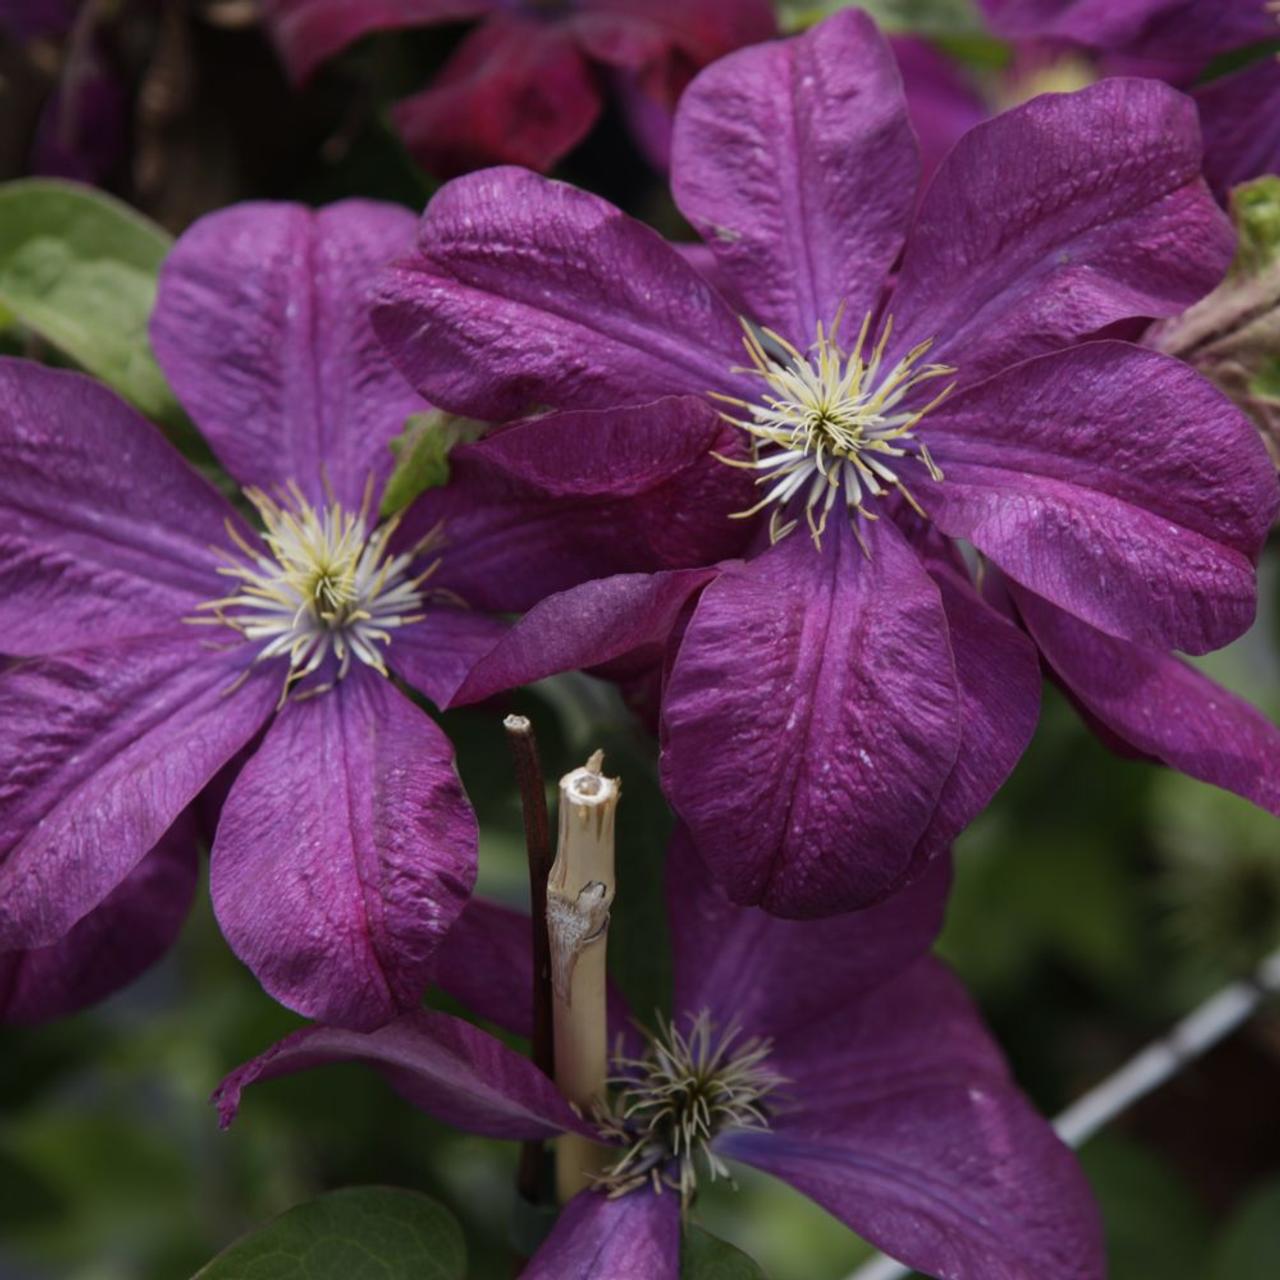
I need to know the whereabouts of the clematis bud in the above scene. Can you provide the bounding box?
[1149,176,1280,464]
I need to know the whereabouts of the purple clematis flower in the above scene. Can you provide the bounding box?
[260,0,777,178]
[0,197,532,1030]
[215,835,1104,1280]
[371,10,1280,917]
[911,0,1280,199]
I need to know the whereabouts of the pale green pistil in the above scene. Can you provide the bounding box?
[595,1011,783,1208]
[713,309,956,549]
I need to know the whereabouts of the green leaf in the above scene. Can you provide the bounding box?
[683,1225,769,1278]
[0,178,183,425]
[1211,1180,1280,1280]
[380,410,482,518]
[193,1186,466,1280]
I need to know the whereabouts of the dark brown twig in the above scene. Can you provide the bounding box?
[505,714,555,1204]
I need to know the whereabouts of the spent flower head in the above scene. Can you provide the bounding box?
[596,1011,784,1206]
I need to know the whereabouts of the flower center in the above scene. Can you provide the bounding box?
[192,481,435,701]
[714,311,955,548]
[595,1011,783,1207]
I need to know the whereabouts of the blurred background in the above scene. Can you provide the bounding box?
[1,2,1279,1277]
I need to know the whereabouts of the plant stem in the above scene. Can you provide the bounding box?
[504,714,555,1205]
[547,749,620,1203]
[843,948,1280,1280]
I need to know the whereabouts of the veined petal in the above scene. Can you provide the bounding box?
[892,35,988,183]
[452,568,719,707]
[919,343,1277,653]
[575,0,776,77]
[211,668,476,1029]
[403,397,750,615]
[723,959,1104,1280]
[372,167,746,420]
[522,1189,679,1280]
[976,0,1177,49]
[392,17,600,177]
[1125,1,1279,61]
[671,8,915,341]
[213,1009,585,1140]
[0,814,198,1024]
[661,516,960,916]
[890,77,1234,384]
[152,200,424,509]
[1013,584,1280,816]
[668,826,949,1042]
[430,897,536,1038]
[260,0,500,83]
[0,359,238,655]
[1197,59,1280,199]
[389,608,508,711]
[912,552,1042,858]
[0,632,276,950]
[431,896,636,1045]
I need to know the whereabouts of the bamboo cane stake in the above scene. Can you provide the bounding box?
[548,749,620,1202]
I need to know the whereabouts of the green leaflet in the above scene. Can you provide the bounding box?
[193,1186,466,1280]
[0,178,185,427]
[684,1225,770,1278]
[380,410,485,518]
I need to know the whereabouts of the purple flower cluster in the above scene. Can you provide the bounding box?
[2,7,1279,1278]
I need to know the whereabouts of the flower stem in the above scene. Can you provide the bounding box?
[504,715,555,1204]
[843,948,1280,1280]
[547,750,620,1202]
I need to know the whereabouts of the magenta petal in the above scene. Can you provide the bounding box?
[892,35,988,183]
[575,0,777,75]
[393,17,600,178]
[671,8,916,342]
[390,609,508,710]
[0,359,238,655]
[212,670,476,1029]
[402,397,751,614]
[920,343,1276,653]
[1,814,198,1024]
[0,633,276,950]
[891,77,1234,383]
[662,517,960,916]
[261,0,500,83]
[431,895,635,1044]
[668,826,949,1042]
[912,556,1041,859]
[452,568,719,706]
[430,896,536,1037]
[977,0,1173,48]
[213,1008,584,1139]
[1013,585,1280,815]
[522,1189,679,1280]
[723,960,1104,1280]
[1197,59,1280,198]
[152,200,424,509]
[372,167,745,420]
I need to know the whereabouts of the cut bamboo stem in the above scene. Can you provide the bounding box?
[548,749,620,1203]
